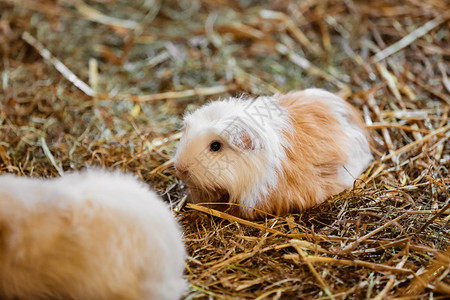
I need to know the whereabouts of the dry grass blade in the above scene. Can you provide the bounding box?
[260,9,320,53]
[97,84,236,102]
[73,0,140,29]
[201,235,267,276]
[291,241,335,299]
[21,32,94,96]
[39,137,64,176]
[0,144,10,165]
[338,213,408,254]
[366,123,431,134]
[405,209,450,215]
[415,199,450,235]
[277,43,347,90]
[174,195,188,213]
[375,63,401,101]
[149,158,174,176]
[373,13,450,62]
[186,203,284,236]
[285,256,416,275]
[367,93,396,162]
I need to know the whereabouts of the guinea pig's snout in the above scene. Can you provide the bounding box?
[175,163,190,179]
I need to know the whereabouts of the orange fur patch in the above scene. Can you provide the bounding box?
[246,91,365,218]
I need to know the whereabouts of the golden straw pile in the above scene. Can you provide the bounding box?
[0,0,449,298]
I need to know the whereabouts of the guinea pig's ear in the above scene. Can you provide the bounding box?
[222,122,260,151]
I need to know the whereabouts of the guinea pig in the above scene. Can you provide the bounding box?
[174,88,373,219]
[0,169,186,300]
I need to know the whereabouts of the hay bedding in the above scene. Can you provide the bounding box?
[0,0,449,298]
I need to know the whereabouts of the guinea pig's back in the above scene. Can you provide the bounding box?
[278,91,350,198]
[0,170,186,300]
[261,90,371,215]
[298,89,373,186]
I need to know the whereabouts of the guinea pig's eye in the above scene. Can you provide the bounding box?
[210,141,222,152]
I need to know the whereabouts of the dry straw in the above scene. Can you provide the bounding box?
[0,0,449,298]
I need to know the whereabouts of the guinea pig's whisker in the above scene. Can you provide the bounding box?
[182,181,228,203]
[184,185,201,192]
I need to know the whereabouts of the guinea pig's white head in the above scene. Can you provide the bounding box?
[174,96,291,215]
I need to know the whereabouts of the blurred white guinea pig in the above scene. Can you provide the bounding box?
[174,88,372,219]
[0,169,186,300]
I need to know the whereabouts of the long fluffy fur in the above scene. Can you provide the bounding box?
[0,169,187,300]
[258,89,373,216]
[174,89,372,219]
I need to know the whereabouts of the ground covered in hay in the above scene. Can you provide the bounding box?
[0,0,449,299]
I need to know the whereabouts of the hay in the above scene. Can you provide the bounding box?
[0,0,449,298]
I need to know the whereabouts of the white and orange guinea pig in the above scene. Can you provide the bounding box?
[0,169,186,300]
[174,88,373,220]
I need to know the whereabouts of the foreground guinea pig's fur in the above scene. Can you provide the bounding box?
[0,169,186,300]
[174,88,372,219]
